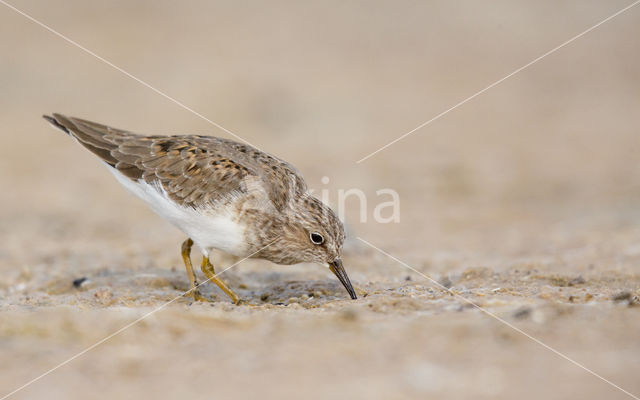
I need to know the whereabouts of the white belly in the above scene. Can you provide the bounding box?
[109,168,248,256]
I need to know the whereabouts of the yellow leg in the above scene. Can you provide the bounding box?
[200,256,241,304]
[181,238,207,302]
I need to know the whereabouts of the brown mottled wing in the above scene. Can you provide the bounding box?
[127,137,260,208]
[44,114,306,210]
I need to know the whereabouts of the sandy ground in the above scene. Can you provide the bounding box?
[1,1,640,399]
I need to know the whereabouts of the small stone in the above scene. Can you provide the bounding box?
[73,277,88,288]
[612,292,632,302]
[439,276,453,289]
[568,276,585,286]
[513,307,532,319]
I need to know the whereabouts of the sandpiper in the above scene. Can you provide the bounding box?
[43,113,357,304]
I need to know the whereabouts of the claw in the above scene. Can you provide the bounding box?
[192,290,209,302]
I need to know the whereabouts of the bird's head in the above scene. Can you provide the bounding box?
[260,194,357,299]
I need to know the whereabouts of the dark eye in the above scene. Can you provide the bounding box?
[309,232,324,245]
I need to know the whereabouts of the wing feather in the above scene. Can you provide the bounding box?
[44,114,307,210]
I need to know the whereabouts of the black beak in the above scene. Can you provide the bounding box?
[329,259,357,300]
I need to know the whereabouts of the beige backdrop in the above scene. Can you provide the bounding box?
[1,1,639,399]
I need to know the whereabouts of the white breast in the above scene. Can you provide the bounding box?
[109,167,248,257]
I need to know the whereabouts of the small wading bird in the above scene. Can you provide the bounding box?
[44,114,357,304]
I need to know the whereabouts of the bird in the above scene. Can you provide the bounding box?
[43,113,357,304]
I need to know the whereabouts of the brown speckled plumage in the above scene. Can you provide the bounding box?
[44,113,306,210]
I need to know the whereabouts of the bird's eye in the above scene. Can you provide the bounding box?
[309,232,324,245]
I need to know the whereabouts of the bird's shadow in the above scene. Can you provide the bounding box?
[43,268,350,307]
[247,279,349,306]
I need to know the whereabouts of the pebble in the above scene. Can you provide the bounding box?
[612,292,631,302]
[439,276,453,289]
[72,277,88,289]
[513,307,531,319]
[568,276,586,286]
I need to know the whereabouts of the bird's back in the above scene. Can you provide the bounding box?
[44,114,307,211]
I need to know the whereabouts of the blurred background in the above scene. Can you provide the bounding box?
[1,1,639,399]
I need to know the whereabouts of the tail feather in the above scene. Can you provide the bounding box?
[43,114,70,134]
[43,113,119,167]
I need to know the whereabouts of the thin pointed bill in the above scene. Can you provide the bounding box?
[329,259,357,300]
